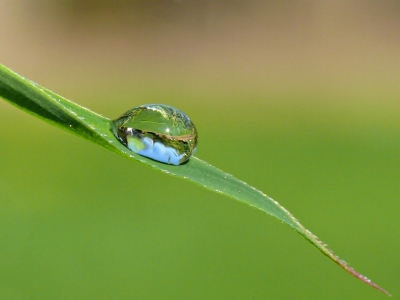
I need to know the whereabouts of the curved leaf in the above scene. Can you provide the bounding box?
[0,63,390,295]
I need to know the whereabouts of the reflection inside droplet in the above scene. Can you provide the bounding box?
[111,104,198,165]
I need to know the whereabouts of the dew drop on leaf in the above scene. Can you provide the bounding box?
[112,104,198,165]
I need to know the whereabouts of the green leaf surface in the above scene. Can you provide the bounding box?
[0,63,390,296]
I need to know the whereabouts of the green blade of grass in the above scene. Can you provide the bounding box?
[0,63,390,296]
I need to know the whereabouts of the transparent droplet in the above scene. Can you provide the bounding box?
[111,104,198,165]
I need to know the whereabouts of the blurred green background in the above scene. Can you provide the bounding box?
[0,1,399,299]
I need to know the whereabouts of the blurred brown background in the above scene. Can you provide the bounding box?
[2,1,399,98]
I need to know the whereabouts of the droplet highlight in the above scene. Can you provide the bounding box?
[112,104,198,165]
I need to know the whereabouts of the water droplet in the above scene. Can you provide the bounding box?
[112,104,198,165]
